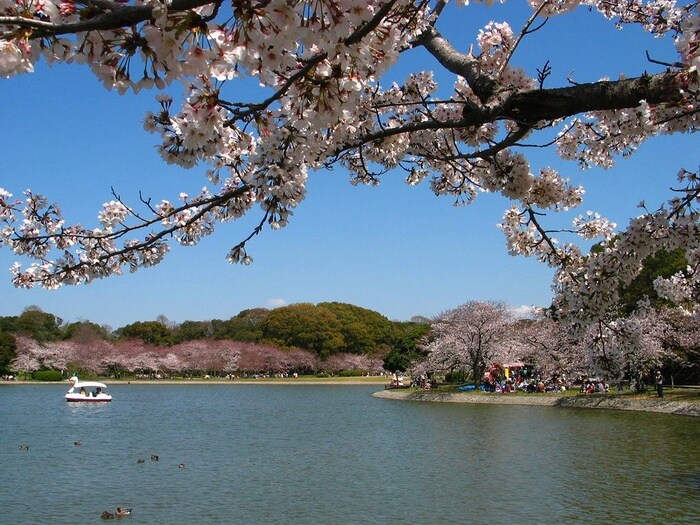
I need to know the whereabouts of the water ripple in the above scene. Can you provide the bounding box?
[0,384,698,525]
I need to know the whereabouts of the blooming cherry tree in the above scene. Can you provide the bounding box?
[414,301,518,382]
[652,307,700,380]
[576,305,671,388]
[11,336,70,373]
[0,0,699,332]
[516,314,588,378]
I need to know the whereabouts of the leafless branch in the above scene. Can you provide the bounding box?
[497,1,550,78]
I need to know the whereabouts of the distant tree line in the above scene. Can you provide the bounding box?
[3,249,695,383]
[0,303,429,377]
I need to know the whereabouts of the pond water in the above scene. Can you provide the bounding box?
[0,383,698,525]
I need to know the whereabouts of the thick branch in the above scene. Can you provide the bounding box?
[415,25,498,103]
[330,71,686,164]
[500,71,685,124]
[0,0,215,38]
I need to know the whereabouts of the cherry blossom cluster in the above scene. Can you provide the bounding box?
[577,306,671,381]
[0,0,698,338]
[8,334,384,376]
[413,301,521,378]
[516,314,590,377]
[529,0,683,35]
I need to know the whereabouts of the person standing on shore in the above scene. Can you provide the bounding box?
[655,371,664,398]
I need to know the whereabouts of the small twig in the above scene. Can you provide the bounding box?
[536,60,552,89]
[645,50,684,69]
[497,2,550,78]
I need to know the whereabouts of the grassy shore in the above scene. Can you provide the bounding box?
[373,386,700,417]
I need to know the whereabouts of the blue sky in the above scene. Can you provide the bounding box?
[0,3,694,329]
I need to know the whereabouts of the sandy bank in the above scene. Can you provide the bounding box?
[372,389,700,417]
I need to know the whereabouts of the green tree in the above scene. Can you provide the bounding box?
[0,316,18,332]
[62,321,110,342]
[620,249,688,314]
[383,321,430,372]
[318,302,395,354]
[0,332,17,375]
[15,307,62,342]
[261,303,344,357]
[115,321,173,345]
[211,308,269,342]
[173,320,214,342]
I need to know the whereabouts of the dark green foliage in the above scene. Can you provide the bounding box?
[620,248,687,314]
[0,316,18,332]
[261,303,344,357]
[62,321,109,341]
[173,320,214,342]
[382,321,430,372]
[32,369,63,381]
[210,309,269,341]
[15,308,62,342]
[390,321,430,352]
[257,302,425,357]
[318,302,395,354]
[115,321,173,345]
[382,349,415,373]
[0,332,17,375]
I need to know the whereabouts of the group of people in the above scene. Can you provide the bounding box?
[484,370,666,397]
[580,379,610,394]
[481,366,571,394]
[481,378,567,394]
[78,386,103,397]
[410,374,433,389]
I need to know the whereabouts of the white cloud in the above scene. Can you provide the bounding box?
[510,305,538,319]
[266,298,287,308]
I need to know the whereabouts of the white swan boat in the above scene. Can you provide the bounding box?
[65,376,112,402]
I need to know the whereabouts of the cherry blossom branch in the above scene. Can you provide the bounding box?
[0,0,216,38]
[6,183,257,285]
[416,25,498,103]
[329,71,686,161]
[221,0,402,124]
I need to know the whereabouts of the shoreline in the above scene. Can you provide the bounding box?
[5,379,698,417]
[1,377,388,386]
[372,389,700,417]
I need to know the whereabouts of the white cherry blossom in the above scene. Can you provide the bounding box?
[0,0,697,337]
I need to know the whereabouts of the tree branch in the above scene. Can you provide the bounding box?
[415,25,498,103]
[329,70,686,162]
[0,0,215,38]
[501,71,685,124]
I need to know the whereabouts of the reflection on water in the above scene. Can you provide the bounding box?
[1,384,698,525]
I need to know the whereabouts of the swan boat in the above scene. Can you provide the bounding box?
[65,376,112,403]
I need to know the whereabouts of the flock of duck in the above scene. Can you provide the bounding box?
[18,443,186,519]
[100,454,184,518]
